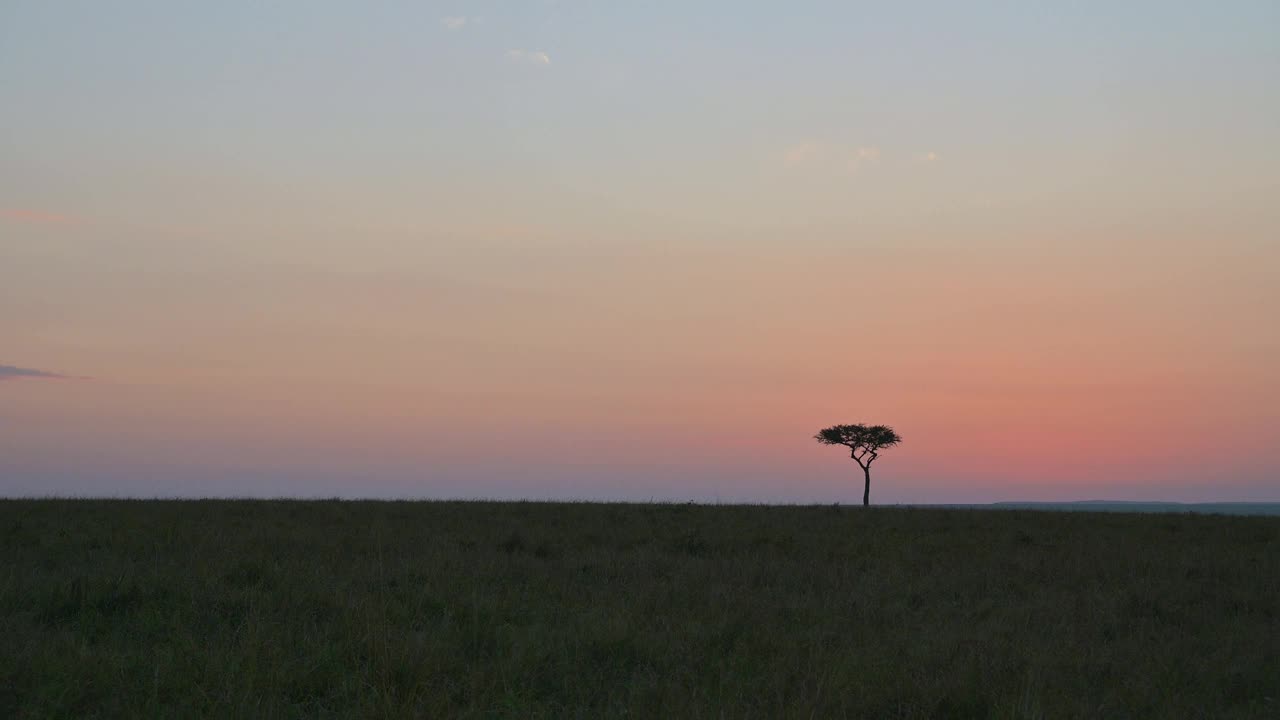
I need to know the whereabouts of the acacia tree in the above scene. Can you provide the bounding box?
[814,424,902,506]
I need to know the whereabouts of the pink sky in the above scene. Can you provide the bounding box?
[3,210,1275,501]
[2,3,1277,501]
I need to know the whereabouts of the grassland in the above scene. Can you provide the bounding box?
[2,500,1277,718]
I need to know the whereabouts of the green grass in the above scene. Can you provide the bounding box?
[2,500,1277,718]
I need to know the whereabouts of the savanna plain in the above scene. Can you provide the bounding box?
[3,500,1277,718]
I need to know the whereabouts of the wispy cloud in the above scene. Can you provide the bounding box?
[782,142,881,170]
[0,208,79,225]
[0,364,84,382]
[917,151,940,163]
[855,146,880,161]
[849,146,881,170]
[506,49,551,66]
[441,16,471,31]
[782,141,823,168]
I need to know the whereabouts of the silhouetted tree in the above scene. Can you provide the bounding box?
[814,424,902,506]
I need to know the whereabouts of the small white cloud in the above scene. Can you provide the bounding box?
[442,16,468,30]
[507,49,551,65]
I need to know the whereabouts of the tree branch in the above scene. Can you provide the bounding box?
[848,447,868,469]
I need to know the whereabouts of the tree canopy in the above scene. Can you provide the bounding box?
[814,424,902,469]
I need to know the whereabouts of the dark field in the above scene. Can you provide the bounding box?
[3,500,1278,718]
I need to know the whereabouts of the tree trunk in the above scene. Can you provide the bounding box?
[862,465,871,507]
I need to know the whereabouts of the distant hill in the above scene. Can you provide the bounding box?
[924,501,1280,516]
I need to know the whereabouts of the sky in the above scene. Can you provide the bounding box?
[2,1,1278,502]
